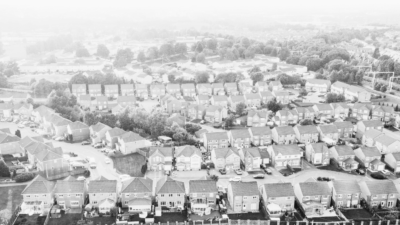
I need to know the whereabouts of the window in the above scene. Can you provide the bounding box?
[337,194,342,198]
[287,197,291,200]
[169,194,173,197]
[124,201,128,205]
[160,194,164,197]
[177,194,181,197]
[160,201,166,206]
[92,201,98,204]
[270,197,276,200]
[243,196,247,200]
[347,194,351,198]
[177,201,182,205]
[26,195,30,198]
[76,194,81,197]
[125,194,130,197]
[58,194,63,198]
[43,195,46,197]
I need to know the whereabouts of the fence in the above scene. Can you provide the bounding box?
[133,220,400,225]
[7,205,20,225]
[42,204,53,225]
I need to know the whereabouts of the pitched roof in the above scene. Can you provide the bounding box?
[166,83,180,90]
[36,149,63,162]
[248,110,267,118]
[309,142,328,153]
[360,120,383,127]
[274,126,295,135]
[357,146,380,157]
[230,181,259,196]
[260,91,274,98]
[333,180,361,194]
[22,176,55,194]
[0,133,20,144]
[122,178,153,193]
[189,180,217,193]
[263,183,295,198]
[149,147,173,157]
[332,145,354,156]
[120,131,145,143]
[54,181,85,193]
[213,147,239,159]
[244,148,261,158]
[68,121,89,130]
[244,93,261,100]
[230,95,245,103]
[225,82,237,88]
[331,103,350,109]
[271,145,301,156]
[175,145,201,157]
[0,128,11,134]
[88,180,117,193]
[391,153,400,161]
[121,84,135,90]
[104,84,118,90]
[363,129,383,139]
[107,127,126,137]
[205,132,229,141]
[299,182,330,196]
[364,180,398,195]
[353,103,373,110]
[230,129,251,139]
[314,104,333,111]
[90,122,110,133]
[181,83,195,89]
[197,83,212,88]
[295,125,318,134]
[212,95,228,102]
[269,81,282,86]
[333,121,353,129]
[249,127,271,136]
[307,79,331,86]
[318,124,338,134]
[156,177,185,194]
[374,134,398,146]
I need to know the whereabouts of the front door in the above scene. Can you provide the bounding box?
[381,201,386,207]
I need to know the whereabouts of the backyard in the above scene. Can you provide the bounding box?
[13,214,46,225]
[111,153,147,177]
[47,213,82,225]
[0,185,26,224]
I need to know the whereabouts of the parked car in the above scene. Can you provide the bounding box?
[356,169,365,175]
[381,170,391,175]
[93,143,103,148]
[253,174,265,179]
[81,140,91,145]
[219,169,227,175]
[54,136,65,141]
[264,168,272,175]
[234,169,243,175]
[229,176,242,182]
[17,124,24,129]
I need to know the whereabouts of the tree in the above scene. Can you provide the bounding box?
[174,43,187,55]
[206,38,218,51]
[236,102,246,116]
[159,43,174,56]
[113,48,134,68]
[195,71,209,83]
[137,51,146,63]
[185,124,201,135]
[147,47,159,60]
[84,112,102,126]
[68,73,88,91]
[286,56,300,65]
[15,129,21,138]
[96,44,110,58]
[148,112,168,138]
[373,48,380,59]
[299,88,308,96]
[240,37,251,48]
[101,114,118,127]
[300,119,313,125]
[224,115,235,128]
[326,93,345,103]
[278,48,291,61]
[0,75,8,88]
[141,164,148,175]
[75,47,90,57]
[168,74,176,83]
[196,53,206,63]
[271,48,278,57]
[244,47,255,59]
[0,161,10,177]
[380,85,387,93]
[306,58,322,71]
[250,72,263,85]
[195,42,204,53]
[265,99,282,113]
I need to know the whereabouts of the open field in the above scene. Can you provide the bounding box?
[8,74,74,84]
[111,153,147,177]
[0,185,27,223]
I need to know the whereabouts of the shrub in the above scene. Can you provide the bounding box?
[370,173,387,180]
[15,173,35,182]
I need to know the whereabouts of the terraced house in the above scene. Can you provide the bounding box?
[305,79,331,92]
[189,180,218,214]
[224,82,239,95]
[294,107,316,120]
[166,83,181,97]
[293,125,319,144]
[244,93,261,108]
[229,129,251,148]
[204,132,229,150]
[359,180,399,208]
[135,84,149,99]
[331,180,361,208]
[268,145,302,168]
[88,84,102,97]
[121,178,153,212]
[210,95,228,108]
[211,147,241,172]
[248,126,272,146]
[71,84,87,97]
[104,84,119,98]
[271,126,296,145]
[181,83,196,97]
[212,83,225,95]
[88,180,118,214]
[120,84,135,96]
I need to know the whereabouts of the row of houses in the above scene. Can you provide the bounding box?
[0,103,34,119]
[21,174,400,219]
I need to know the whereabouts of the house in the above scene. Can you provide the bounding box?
[95,96,108,110]
[293,182,331,217]
[189,180,218,214]
[166,99,185,114]
[88,180,117,213]
[295,107,316,120]
[333,121,354,138]
[259,91,275,104]
[90,122,111,144]
[78,95,92,108]
[305,79,331,92]
[54,180,85,209]
[293,125,319,144]
[166,83,181,97]
[174,145,202,171]
[88,84,102,96]
[104,84,119,98]
[272,91,290,104]
[211,147,241,172]
[384,153,400,173]
[227,181,260,213]
[354,146,384,171]
[269,81,283,91]
[13,103,33,119]
[247,110,268,127]
[32,105,55,124]
[260,183,295,217]
[105,128,126,148]
[117,132,150,154]
[240,148,261,171]
[66,121,90,142]
[352,103,373,120]
[181,83,196,97]
[25,142,54,166]
[305,142,330,165]
[121,178,153,212]
[239,82,254,94]
[196,83,212,95]
[156,177,185,210]
[148,147,173,171]
[187,104,205,120]
[356,120,383,138]
[329,145,358,171]
[150,84,166,98]
[135,84,149,99]
[317,125,339,145]
[197,95,210,106]
[120,84,135,96]
[248,127,272,146]
[276,109,299,126]
[362,129,383,147]
[330,103,350,118]
[331,180,361,208]
[224,82,239,95]
[71,84,87,97]
[255,81,268,92]
[229,129,251,148]
[229,95,246,111]
[117,96,136,107]
[212,83,225,95]
[204,132,229,150]
[372,105,394,123]
[210,95,228,108]
[244,93,261,108]
[313,104,334,119]
[271,126,296,145]
[331,81,371,102]
[374,134,400,154]
[268,145,302,168]
[0,133,22,155]
[359,180,399,208]
[204,105,226,123]
[21,176,55,214]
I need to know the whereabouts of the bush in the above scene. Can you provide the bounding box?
[370,173,387,180]
[15,173,35,182]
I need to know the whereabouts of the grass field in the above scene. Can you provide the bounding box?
[14,214,46,225]
[47,213,82,225]
[0,185,27,223]
[112,153,146,177]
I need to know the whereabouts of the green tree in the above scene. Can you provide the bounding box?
[147,47,159,60]
[148,112,168,138]
[236,102,246,116]
[250,72,263,85]
[101,114,118,127]
[0,161,10,177]
[195,42,204,53]
[299,88,308,96]
[168,74,176,83]
[159,43,174,56]
[373,48,380,59]
[68,73,88,91]
[306,58,322,71]
[224,115,235,128]
[278,48,291,61]
[240,37,250,48]
[75,47,90,57]
[174,43,188,55]
[380,85,387,93]
[84,112,102,126]
[300,119,313,125]
[113,48,134,68]
[271,63,277,71]
[206,38,218,51]
[96,44,110,58]
[286,56,300,65]
[0,75,8,88]
[265,99,282,113]
[137,51,146,63]
[195,71,209,83]
[196,53,206,63]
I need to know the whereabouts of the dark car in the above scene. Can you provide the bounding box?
[253,174,265,179]
[219,169,227,175]
[264,168,272,175]
[356,169,365,175]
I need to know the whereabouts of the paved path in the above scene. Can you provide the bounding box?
[0,182,28,187]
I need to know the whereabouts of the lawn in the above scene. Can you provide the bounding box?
[111,153,147,177]
[0,185,26,222]
[340,208,375,220]
[47,213,82,225]
[228,212,268,220]
[86,216,116,225]
[14,214,46,225]
[155,212,187,223]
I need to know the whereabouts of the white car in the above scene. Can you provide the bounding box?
[229,176,242,182]
[105,158,111,164]
[54,136,65,141]
[17,124,25,128]
[381,170,391,175]
[119,174,131,181]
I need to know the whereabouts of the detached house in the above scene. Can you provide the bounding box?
[333,121,354,138]
[135,84,149,99]
[224,83,239,96]
[117,132,150,154]
[181,83,196,97]
[269,81,283,91]
[229,95,246,111]
[362,129,383,147]
[211,147,241,172]
[272,91,290,104]
[268,145,302,168]
[317,125,339,145]
[276,109,299,126]
[187,104,205,120]
[359,180,399,208]
[240,148,261,171]
[204,105,226,123]
[21,176,55,215]
[329,145,358,171]
[356,120,383,138]
[189,180,218,214]
[374,134,400,154]
[331,180,361,208]
[204,132,229,150]
[248,127,272,146]
[121,178,153,212]
[331,103,350,118]
[313,104,334,120]
[95,96,108,110]
[210,95,228,108]
[259,91,274,104]
[0,133,22,155]
[305,142,330,165]
[88,84,102,97]
[255,81,268,92]
[271,126,296,145]
[166,83,181,97]
[71,84,87,97]
[293,182,331,217]
[260,183,295,217]
[120,84,135,96]
[174,145,202,171]
[104,84,119,98]
[372,105,394,123]
[78,95,92,108]
[295,107,316,120]
[244,93,261,108]
[227,181,260,213]
[229,129,251,148]
[354,146,384,171]
[239,82,253,94]
[105,128,126,148]
[293,125,319,144]
[305,79,331,92]
[247,110,268,127]
[54,180,85,209]
[197,83,212,95]
[352,103,373,120]
[384,153,400,173]
[117,96,136,107]
[148,147,173,171]
[156,177,185,210]
[88,180,118,214]
[67,121,90,142]
[197,95,210,106]
[212,83,225,95]
[89,122,111,144]
[150,84,165,99]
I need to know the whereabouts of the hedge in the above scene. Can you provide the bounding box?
[15,173,35,183]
